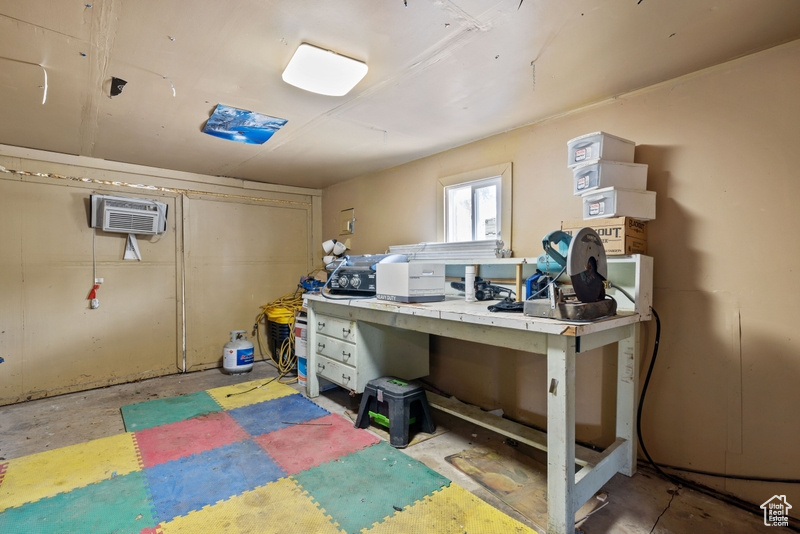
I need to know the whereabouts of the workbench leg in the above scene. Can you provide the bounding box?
[306,306,320,398]
[547,334,576,534]
[616,323,641,476]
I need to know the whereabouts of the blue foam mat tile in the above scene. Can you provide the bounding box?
[227,394,330,437]
[144,439,285,522]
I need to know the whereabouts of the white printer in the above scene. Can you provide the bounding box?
[376,262,445,303]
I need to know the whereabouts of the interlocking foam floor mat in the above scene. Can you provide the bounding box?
[0,379,537,533]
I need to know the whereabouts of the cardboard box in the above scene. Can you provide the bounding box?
[561,217,647,255]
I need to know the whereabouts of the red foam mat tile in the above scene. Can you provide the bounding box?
[135,411,249,468]
[255,413,380,475]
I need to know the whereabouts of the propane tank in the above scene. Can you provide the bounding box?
[223,330,254,374]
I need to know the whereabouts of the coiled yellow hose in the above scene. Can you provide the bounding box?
[254,269,322,383]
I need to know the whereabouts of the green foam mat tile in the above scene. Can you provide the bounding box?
[0,470,155,534]
[293,441,450,534]
[121,390,222,431]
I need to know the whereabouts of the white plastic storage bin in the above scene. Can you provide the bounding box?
[572,160,648,195]
[582,187,656,220]
[567,131,635,168]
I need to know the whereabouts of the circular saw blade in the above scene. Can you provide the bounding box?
[567,227,608,302]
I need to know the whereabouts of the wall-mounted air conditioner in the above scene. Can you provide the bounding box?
[90,194,168,235]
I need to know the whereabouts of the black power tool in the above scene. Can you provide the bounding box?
[450,276,514,301]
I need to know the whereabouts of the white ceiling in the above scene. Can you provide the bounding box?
[1,0,799,189]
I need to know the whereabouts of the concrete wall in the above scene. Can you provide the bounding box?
[0,149,321,404]
[321,40,800,510]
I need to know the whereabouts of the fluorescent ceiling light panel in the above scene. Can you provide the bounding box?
[282,43,368,96]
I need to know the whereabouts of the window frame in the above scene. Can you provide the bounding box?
[437,162,512,248]
[444,176,501,242]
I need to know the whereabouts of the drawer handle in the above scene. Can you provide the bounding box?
[342,327,351,336]
[317,363,325,371]
[317,321,325,329]
[342,374,351,382]
[317,343,325,351]
[342,350,351,360]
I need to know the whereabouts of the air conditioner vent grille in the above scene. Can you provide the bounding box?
[108,212,160,233]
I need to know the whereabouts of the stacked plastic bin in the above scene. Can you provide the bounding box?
[566,132,656,221]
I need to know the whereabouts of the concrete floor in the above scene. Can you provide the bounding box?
[0,362,774,533]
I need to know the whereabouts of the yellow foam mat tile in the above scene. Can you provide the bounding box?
[364,483,540,534]
[207,379,299,410]
[0,433,140,511]
[158,477,343,534]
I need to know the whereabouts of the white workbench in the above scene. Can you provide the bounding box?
[305,293,645,534]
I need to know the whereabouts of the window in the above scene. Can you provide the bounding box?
[437,162,512,247]
[445,176,501,242]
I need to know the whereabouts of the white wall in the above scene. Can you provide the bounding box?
[0,149,321,404]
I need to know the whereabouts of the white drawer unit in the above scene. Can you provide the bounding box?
[567,131,635,168]
[306,306,429,395]
[315,354,357,390]
[314,315,356,342]
[582,187,656,221]
[316,333,356,365]
[572,160,648,195]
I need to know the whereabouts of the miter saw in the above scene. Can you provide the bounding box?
[523,227,617,321]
